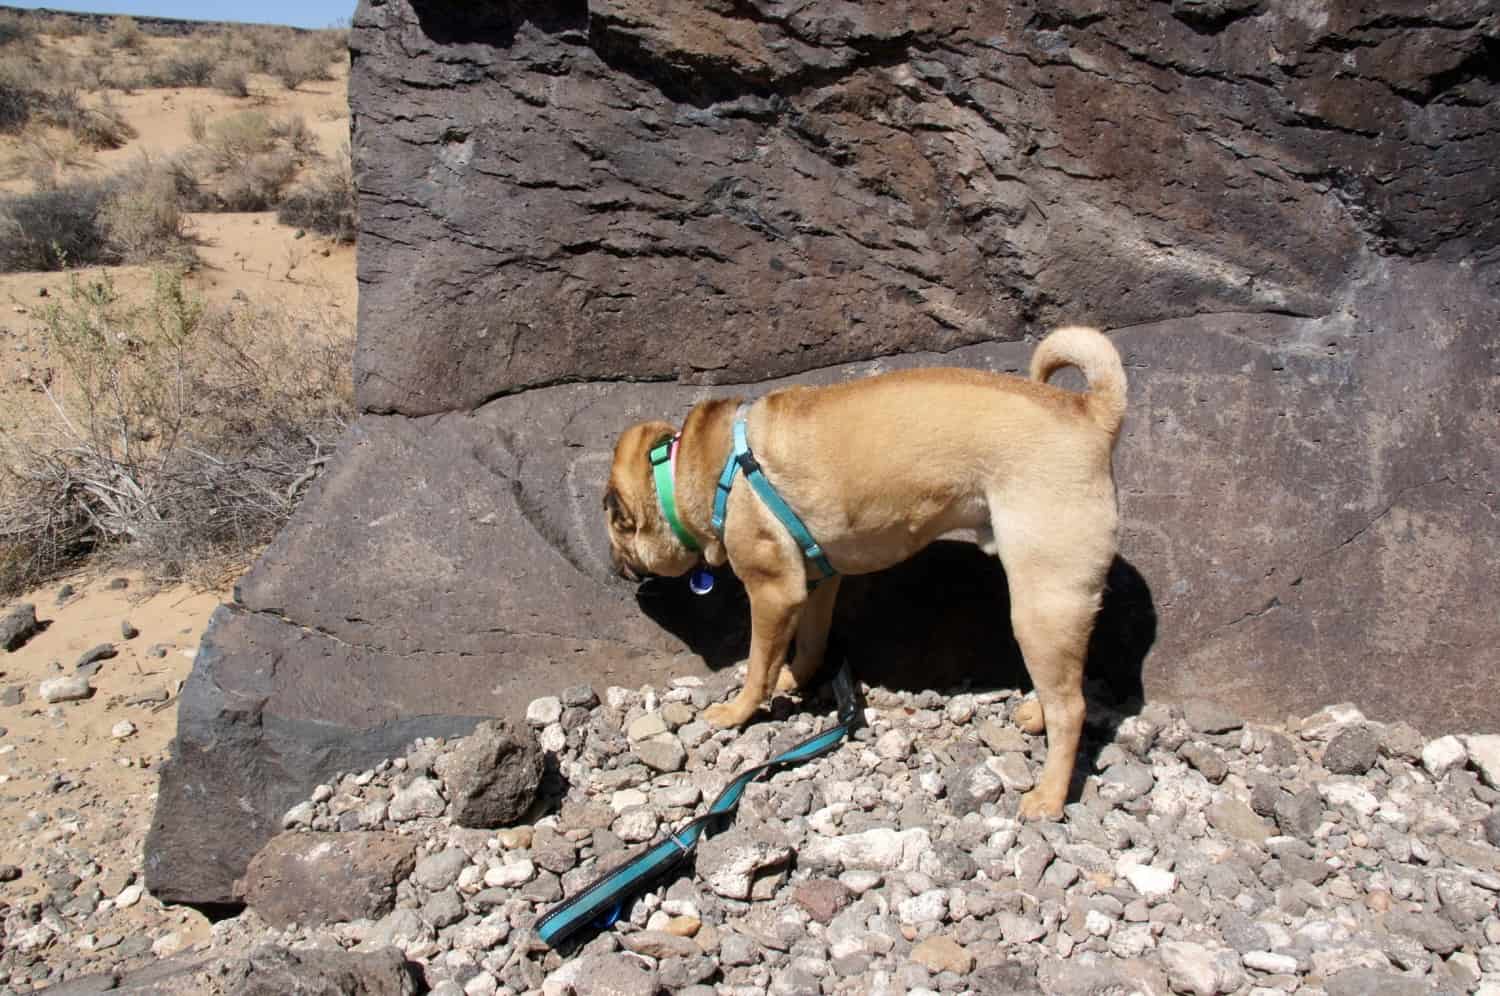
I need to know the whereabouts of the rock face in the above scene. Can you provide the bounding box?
[148,0,1500,905]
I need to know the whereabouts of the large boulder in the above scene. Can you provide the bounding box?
[148,0,1500,906]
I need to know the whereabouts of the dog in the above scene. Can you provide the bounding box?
[603,326,1126,820]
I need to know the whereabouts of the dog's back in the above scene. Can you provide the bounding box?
[741,327,1125,573]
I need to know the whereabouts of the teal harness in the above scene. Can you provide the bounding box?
[712,408,837,582]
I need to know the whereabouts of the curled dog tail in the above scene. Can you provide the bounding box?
[1029,326,1127,436]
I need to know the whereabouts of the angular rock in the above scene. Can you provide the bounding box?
[226,944,419,996]
[1424,735,1469,778]
[0,603,39,652]
[387,776,446,823]
[1466,734,1500,788]
[1206,799,1272,846]
[1182,700,1243,736]
[570,952,658,996]
[1298,703,1367,741]
[910,934,973,975]
[1322,724,1381,776]
[1159,941,1243,996]
[433,719,542,828]
[697,828,792,900]
[792,878,853,924]
[238,832,417,928]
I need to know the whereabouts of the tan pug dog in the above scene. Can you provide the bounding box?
[603,326,1126,820]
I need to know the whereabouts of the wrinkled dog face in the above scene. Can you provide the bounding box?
[604,420,698,581]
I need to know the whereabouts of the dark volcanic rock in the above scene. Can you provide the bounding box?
[238,831,417,929]
[148,0,1500,906]
[434,719,544,828]
[1,603,39,652]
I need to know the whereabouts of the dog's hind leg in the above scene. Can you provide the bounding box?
[779,575,842,693]
[991,509,1111,821]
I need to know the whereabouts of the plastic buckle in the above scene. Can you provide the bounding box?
[648,437,674,466]
[735,450,761,475]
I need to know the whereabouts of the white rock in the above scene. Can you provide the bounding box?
[538,723,566,754]
[800,827,931,873]
[1423,735,1468,778]
[282,801,315,828]
[611,788,649,813]
[875,728,914,761]
[1298,702,1366,741]
[526,696,562,726]
[1160,940,1243,996]
[483,859,534,888]
[1464,734,1500,787]
[151,931,185,957]
[1317,779,1380,818]
[110,720,136,739]
[1123,863,1178,901]
[1242,950,1298,975]
[897,889,948,925]
[38,675,91,704]
[1085,909,1113,936]
[388,777,446,822]
[114,883,144,908]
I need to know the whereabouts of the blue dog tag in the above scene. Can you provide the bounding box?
[688,568,715,595]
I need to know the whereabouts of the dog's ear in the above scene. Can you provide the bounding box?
[603,485,633,529]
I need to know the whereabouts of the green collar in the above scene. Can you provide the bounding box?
[648,434,700,552]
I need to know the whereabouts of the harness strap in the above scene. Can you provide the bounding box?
[534,654,862,950]
[711,409,837,581]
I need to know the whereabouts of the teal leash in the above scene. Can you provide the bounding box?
[535,652,862,949]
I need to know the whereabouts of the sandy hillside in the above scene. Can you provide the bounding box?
[1,11,355,989]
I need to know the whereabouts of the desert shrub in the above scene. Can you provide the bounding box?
[270,113,318,158]
[211,59,251,98]
[217,149,298,210]
[3,129,98,189]
[108,16,144,51]
[277,145,355,242]
[269,39,328,91]
[100,157,194,264]
[149,48,215,88]
[0,271,354,594]
[0,10,37,48]
[188,105,207,143]
[57,93,137,150]
[201,110,275,171]
[0,180,111,270]
[0,67,41,133]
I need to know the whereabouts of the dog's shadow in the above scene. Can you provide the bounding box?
[637,540,1157,791]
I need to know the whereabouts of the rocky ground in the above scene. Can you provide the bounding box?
[0,578,224,992]
[15,660,1500,995]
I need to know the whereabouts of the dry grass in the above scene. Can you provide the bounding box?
[0,270,354,594]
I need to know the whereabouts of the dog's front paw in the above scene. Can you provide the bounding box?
[775,669,801,694]
[702,701,751,729]
[1018,787,1065,822]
